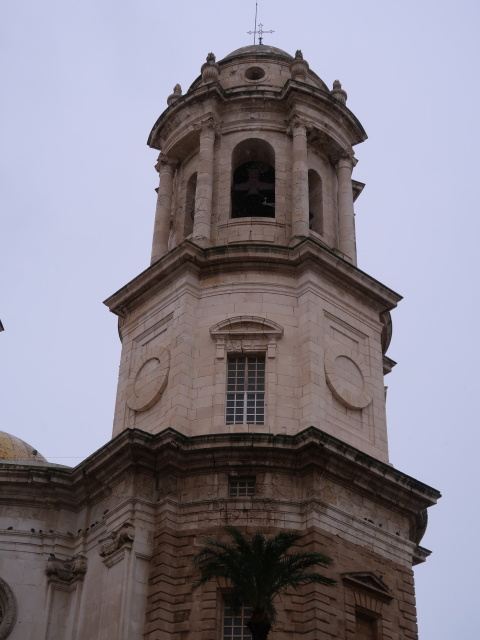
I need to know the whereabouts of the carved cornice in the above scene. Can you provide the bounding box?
[98,522,135,559]
[46,554,87,585]
[413,545,431,566]
[147,79,367,151]
[0,425,439,517]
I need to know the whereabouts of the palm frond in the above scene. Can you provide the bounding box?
[191,526,336,624]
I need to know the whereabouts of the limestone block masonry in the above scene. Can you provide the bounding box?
[0,44,440,640]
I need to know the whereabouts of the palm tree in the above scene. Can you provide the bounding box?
[192,526,336,640]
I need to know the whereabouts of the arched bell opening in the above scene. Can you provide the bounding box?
[308,169,323,234]
[231,139,275,219]
[184,172,197,237]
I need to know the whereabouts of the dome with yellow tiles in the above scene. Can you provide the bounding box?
[0,431,46,462]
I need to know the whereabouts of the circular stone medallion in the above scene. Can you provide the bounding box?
[127,346,170,412]
[324,344,372,410]
[0,577,17,639]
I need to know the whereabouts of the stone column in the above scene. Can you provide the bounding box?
[336,150,357,264]
[291,117,310,240]
[193,119,216,246]
[151,154,175,264]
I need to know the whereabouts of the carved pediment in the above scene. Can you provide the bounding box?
[210,316,284,359]
[341,572,393,601]
[210,316,283,339]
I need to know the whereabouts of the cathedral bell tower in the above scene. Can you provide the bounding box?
[102,45,439,640]
[107,46,394,462]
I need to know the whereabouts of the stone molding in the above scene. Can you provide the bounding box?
[0,577,17,640]
[0,427,440,516]
[147,79,367,151]
[46,554,87,585]
[104,240,402,321]
[210,316,284,359]
[99,522,135,559]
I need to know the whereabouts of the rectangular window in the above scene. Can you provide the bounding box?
[229,478,256,498]
[355,611,378,640]
[223,604,251,640]
[226,356,265,425]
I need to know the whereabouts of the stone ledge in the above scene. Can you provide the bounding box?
[104,238,402,318]
[0,426,440,518]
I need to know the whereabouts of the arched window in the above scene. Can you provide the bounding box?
[308,169,323,233]
[184,172,197,237]
[231,139,275,218]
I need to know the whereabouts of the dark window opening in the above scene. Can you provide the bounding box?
[355,610,378,640]
[229,478,256,497]
[308,169,323,233]
[226,356,265,424]
[232,161,275,218]
[184,172,197,236]
[245,66,265,80]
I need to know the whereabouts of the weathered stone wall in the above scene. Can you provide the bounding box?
[109,244,396,462]
[146,525,418,640]
[0,429,437,640]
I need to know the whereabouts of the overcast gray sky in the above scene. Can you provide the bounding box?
[2,1,479,637]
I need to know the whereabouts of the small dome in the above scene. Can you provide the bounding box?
[0,431,47,462]
[221,45,293,61]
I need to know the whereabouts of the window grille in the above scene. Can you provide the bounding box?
[226,356,265,425]
[223,604,252,640]
[229,478,255,498]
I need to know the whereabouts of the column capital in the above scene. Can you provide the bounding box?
[332,147,358,169]
[287,114,312,137]
[154,152,176,174]
[193,116,220,136]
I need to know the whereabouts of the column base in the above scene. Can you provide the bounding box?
[191,235,212,249]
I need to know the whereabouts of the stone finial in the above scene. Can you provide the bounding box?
[167,83,183,106]
[290,50,309,81]
[331,79,348,105]
[201,52,220,83]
